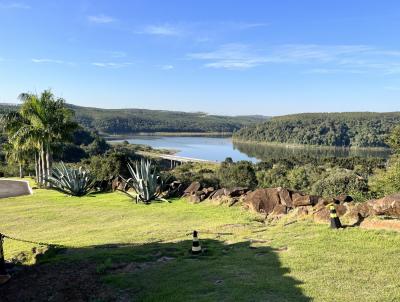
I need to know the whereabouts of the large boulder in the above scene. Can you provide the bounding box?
[244,188,280,214]
[209,188,226,200]
[350,195,400,219]
[225,187,249,197]
[183,182,201,196]
[277,187,293,208]
[292,192,319,207]
[369,194,400,217]
[313,202,348,222]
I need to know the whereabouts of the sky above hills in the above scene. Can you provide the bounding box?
[1,0,400,115]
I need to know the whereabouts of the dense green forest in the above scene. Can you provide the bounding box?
[233,112,400,148]
[0,103,268,134]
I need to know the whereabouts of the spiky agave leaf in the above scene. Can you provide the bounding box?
[123,159,165,203]
[47,162,95,196]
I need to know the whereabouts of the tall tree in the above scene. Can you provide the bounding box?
[2,90,78,186]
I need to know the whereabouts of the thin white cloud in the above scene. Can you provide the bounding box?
[188,43,400,73]
[87,14,115,24]
[384,86,400,91]
[0,2,30,9]
[32,58,65,64]
[225,21,270,30]
[91,62,132,68]
[305,68,365,74]
[109,51,127,58]
[161,64,174,70]
[188,43,272,70]
[136,24,181,36]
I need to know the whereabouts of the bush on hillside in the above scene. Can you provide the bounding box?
[311,169,369,200]
[369,155,400,197]
[217,159,257,189]
[171,162,220,188]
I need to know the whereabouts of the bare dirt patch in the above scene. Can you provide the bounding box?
[0,261,131,302]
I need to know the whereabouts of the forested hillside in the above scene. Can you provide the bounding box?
[233,112,400,148]
[0,104,268,134]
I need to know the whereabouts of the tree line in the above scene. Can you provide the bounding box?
[63,105,269,134]
[233,112,400,148]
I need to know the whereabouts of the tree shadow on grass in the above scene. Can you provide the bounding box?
[0,239,311,302]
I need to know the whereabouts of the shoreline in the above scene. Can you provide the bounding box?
[232,138,392,152]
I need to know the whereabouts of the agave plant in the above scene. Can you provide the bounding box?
[122,159,167,203]
[47,162,96,196]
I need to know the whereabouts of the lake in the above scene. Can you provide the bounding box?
[108,135,391,162]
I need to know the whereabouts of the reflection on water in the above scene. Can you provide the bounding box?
[233,141,391,160]
[109,136,391,162]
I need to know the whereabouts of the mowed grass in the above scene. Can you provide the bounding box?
[1,188,400,301]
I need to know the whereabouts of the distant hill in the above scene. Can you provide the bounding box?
[0,103,270,135]
[233,112,400,148]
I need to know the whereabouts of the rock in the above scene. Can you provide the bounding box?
[295,206,314,216]
[348,194,400,219]
[370,194,400,217]
[292,193,319,207]
[316,197,332,206]
[117,181,128,192]
[189,191,206,203]
[112,177,122,191]
[335,195,354,203]
[277,187,293,208]
[0,275,10,285]
[203,187,215,194]
[209,188,226,199]
[313,202,349,222]
[271,203,287,216]
[165,181,185,198]
[292,193,312,207]
[225,187,249,197]
[201,187,215,198]
[184,182,201,196]
[313,206,330,222]
[350,200,375,218]
[244,188,280,214]
[208,190,218,199]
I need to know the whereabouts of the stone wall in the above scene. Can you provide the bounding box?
[0,179,32,198]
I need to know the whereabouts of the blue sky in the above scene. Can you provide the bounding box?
[1,0,400,115]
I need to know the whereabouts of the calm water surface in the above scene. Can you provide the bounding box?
[110,136,391,162]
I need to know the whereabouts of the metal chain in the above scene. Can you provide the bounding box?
[1,233,59,247]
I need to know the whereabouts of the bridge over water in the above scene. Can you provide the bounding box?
[137,151,216,167]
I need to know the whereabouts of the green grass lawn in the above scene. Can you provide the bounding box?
[1,188,400,301]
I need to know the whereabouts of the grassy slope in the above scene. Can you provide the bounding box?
[1,188,400,301]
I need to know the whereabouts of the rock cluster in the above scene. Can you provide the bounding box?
[182,181,251,205]
[119,177,400,222]
[349,193,400,218]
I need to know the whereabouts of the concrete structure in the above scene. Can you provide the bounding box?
[136,151,216,168]
[0,179,32,198]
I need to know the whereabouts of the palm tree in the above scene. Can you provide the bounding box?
[2,90,78,186]
[3,141,33,178]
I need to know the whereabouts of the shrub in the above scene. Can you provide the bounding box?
[217,159,257,188]
[311,169,369,199]
[256,164,289,188]
[171,162,220,188]
[369,155,400,197]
